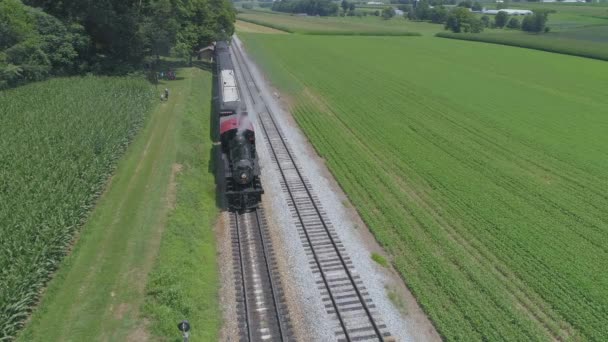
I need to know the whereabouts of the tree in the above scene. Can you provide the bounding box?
[472,1,482,11]
[429,6,448,23]
[444,7,484,33]
[496,2,508,9]
[457,0,473,8]
[480,15,490,27]
[506,17,520,29]
[341,0,349,13]
[495,11,508,28]
[521,10,549,32]
[382,6,396,19]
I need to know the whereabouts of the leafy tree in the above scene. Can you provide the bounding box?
[521,10,549,32]
[382,6,396,19]
[506,17,520,29]
[272,0,339,16]
[472,1,482,11]
[408,0,430,20]
[429,6,448,23]
[445,7,483,33]
[480,15,490,27]
[341,0,349,12]
[457,0,473,8]
[374,9,380,16]
[495,11,508,28]
[496,2,508,9]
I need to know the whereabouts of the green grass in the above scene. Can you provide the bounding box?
[371,253,389,268]
[240,33,608,341]
[237,11,437,35]
[436,31,608,61]
[0,76,155,340]
[17,66,219,341]
[143,65,220,341]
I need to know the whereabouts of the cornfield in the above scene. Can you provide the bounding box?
[0,76,154,339]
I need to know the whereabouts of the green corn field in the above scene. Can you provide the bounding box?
[0,76,154,339]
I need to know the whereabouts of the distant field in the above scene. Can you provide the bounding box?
[437,31,608,61]
[240,33,608,341]
[453,3,608,59]
[236,19,288,34]
[237,11,438,35]
[0,77,154,339]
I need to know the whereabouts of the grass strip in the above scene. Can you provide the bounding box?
[143,65,221,340]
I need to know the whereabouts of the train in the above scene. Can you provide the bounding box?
[215,41,263,211]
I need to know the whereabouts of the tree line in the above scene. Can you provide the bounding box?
[1,0,235,89]
[271,0,339,16]
[402,0,550,34]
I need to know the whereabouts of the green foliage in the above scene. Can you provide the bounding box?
[522,10,550,32]
[495,11,509,28]
[445,7,484,33]
[1,0,235,87]
[382,6,396,19]
[0,77,155,340]
[271,0,339,16]
[507,17,521,29]
[481,14,491,27]
[471,1,482,11]
[0,1,89,88]
[371,253,389,267]
[241,32,608,341]
[436,31,608,60]
[457,0,472,8]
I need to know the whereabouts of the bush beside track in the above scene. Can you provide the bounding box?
[436,32,608,61]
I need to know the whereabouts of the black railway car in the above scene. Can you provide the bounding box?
[215,41,263,210]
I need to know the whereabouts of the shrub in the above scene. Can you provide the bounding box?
[507,17,520,29]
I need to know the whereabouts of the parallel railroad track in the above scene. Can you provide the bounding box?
[231,39,391,342]
[231,208,293,341]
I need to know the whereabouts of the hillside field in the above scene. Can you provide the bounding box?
[240,33,608,340]
[237,11,438,35]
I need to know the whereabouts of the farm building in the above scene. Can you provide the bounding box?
[482,8,533,15]
[198,45,215,60]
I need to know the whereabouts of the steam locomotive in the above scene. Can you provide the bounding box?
[216,41,263,210]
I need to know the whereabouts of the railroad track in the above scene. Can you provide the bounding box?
[231,39,392,342]
[231,209,293,341]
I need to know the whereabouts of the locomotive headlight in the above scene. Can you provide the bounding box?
[240,172,248,181]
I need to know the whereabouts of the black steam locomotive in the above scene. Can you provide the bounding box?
[216,41,263,210]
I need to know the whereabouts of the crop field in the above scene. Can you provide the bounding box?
[437,31,608,61]
[0,77,154,339]
[240,33,608,340]
[237,11,438,35]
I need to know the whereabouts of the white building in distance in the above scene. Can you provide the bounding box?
[482,8,533,15]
